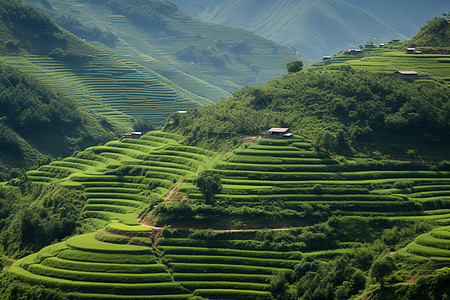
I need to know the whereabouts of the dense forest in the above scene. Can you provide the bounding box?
[0,0,95,60]
[165,65,450,158]
[0,62,117,180]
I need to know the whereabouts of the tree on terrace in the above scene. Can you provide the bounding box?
[195,171,222,205]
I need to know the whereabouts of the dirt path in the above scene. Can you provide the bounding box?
[139,221,292,232]
[164,181,183,201]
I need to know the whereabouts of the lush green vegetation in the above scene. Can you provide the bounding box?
[1,7,449,300]
[165,66,450,159]
[0,61,118,179]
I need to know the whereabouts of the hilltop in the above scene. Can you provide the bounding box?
[171,0,449,60]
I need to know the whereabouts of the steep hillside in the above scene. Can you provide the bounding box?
[164,66,450,160]
[4,130,450,299]
[24,0,309,99]
[0,58,117,181]
[171,0,449,60]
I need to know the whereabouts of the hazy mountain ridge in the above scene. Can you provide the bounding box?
[170,0,449,60]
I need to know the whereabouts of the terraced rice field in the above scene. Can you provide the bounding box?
[312,47,450,84]
[397,225,450,265]
[0,54,206,128]
[26,131,216,224]
[197,137,450,221]
[10,132,450,298]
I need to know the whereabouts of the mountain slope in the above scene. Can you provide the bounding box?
[171,0,449,60]
[25,0,309,99]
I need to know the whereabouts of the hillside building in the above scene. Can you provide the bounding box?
[322,56,332,60]
[406,48,416,54]
[265,128,293,139]
[365,44,376,49]
[344,49,362,55]
[121,131,143,140]
[394,71,418,81]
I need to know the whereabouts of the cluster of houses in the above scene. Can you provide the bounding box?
[323,38,422,61]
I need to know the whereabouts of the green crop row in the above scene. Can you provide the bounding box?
[285,200,418,212]
[141,160,193,171]
[216,163,343,172]
[48,257,158,272]
[407,243,450,258]
[410,191,450,198]
[247,145,301,151]
[85,187,142,194]
[80,182,144,189]
[414,234,450,250]
[86,199,143,208]
[83,204,130,214]
[10,264,187,295]
[86,192,148,202]
[106,222,153,234]
[430,230,450,240]
[221,178,450,187]
[153,150,208,163]
[160,246,302,260]
[169,263,292,275]
[27,264,172,283]
[193,288,272,300]
[233,149,323,158]
[67,293,192,299]
[180,281,270,291]
[129,165,192,176]
[95,230,130,244]
[72,175,144,183]
[217,170,450,181]
[412,185,450,192]
[257,138,305,145]
[66,233,152,254]
[163,145,215,157]
[227,156,336,165]
[121,138,163,149]
[165,255,298,269]
[217,193,403,202]
[172,273,273,284]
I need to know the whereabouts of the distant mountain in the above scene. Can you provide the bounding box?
[170,0,449,60]
[25,0,309,99]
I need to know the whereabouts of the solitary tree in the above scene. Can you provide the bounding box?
[370,255,396,288]
[286,60,303,73]
[195,171,222,205]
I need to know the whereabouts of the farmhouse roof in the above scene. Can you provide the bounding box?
[268,128,290,133]
[396,71,418,75]
[406,48,416,51]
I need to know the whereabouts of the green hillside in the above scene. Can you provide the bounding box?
[25,0,308,97]
[3,130,450,299]
[0,57,119,181]
[0,0,214,131]
[311,17,450,83]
